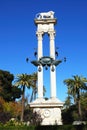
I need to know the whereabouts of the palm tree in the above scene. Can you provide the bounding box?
[64,75,87,120]
[30,73,37,102]
[30,73,46,102]
[64,96,72,109]
[14,73,31,121]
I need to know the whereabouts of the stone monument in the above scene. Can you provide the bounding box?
[30,11,63,125]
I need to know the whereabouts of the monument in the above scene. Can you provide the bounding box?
[30,11,64,125]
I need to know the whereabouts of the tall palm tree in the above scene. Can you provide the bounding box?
[14,73,31,121]
[30,72,37,102]
[64,96,72,109]
[30,73,46,102]
[64,75,87,120]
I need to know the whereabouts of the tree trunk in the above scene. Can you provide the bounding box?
[77,91,82,120]
[30,91,33,102]
[20,86,25,122]
[78,99,82,120]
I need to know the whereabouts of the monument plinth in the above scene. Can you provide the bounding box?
[30,11,63,125]
[34,18,57,25]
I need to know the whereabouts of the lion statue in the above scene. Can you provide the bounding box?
[36,11,55,19]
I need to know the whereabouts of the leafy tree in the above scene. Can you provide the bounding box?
[64,96,72,109]
[3,101,21,119]
[0,97,5,112]
[80,92,87,120]
[62,105,74,124]
[0,98,12,124]
[64,75,87,120]
[14,72,45,121]
[0,70,21,101]
[62,105,77,124]
[14,73,32,121]
[11,85,22,101]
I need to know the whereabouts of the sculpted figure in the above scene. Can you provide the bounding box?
[36,11,55,19]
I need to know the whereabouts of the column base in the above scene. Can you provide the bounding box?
[29,98,63,125]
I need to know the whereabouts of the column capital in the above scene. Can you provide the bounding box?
[48,30,56,40]
[36,31,44,36]
[48,30,56,34]
[36,31,44,40]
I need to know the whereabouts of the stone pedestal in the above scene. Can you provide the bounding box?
[30,98,63,125]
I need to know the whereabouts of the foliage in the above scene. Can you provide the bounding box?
[23,106,42,125]
[29,73,37,102]
[14,73,32,121]
[5,119,27,127]
[0,96,22,123]
[64,75,87,120]
[62,93,87,124]
[1,69,87,127]
[0,97,11,124]
[11,85,22,101]
[0,70,21,102]
[0,97,5,112]
[3,105,43,126]
[29,73,46,102]
[35,125,87,130]
[80,92,87,120]
[81,92,87,110]
[62,105,77,124]
[63,96,72,109]
[3,101,21,118]
[64,75,87,103]
[0,111,12,124]
[0,125,87,130]
[14,73,38,121]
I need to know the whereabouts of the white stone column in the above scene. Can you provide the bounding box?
[49,31,55,59]
[36,32,43,99]
[49,31,57,98]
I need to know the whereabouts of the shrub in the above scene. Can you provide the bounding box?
[24,108,42,125]
[0,111,12,124]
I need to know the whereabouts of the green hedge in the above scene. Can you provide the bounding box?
[0,125,87,130]
[36,125,87,130]
[0,126,35,130]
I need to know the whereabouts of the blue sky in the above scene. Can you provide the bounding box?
[0,0,87,102]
